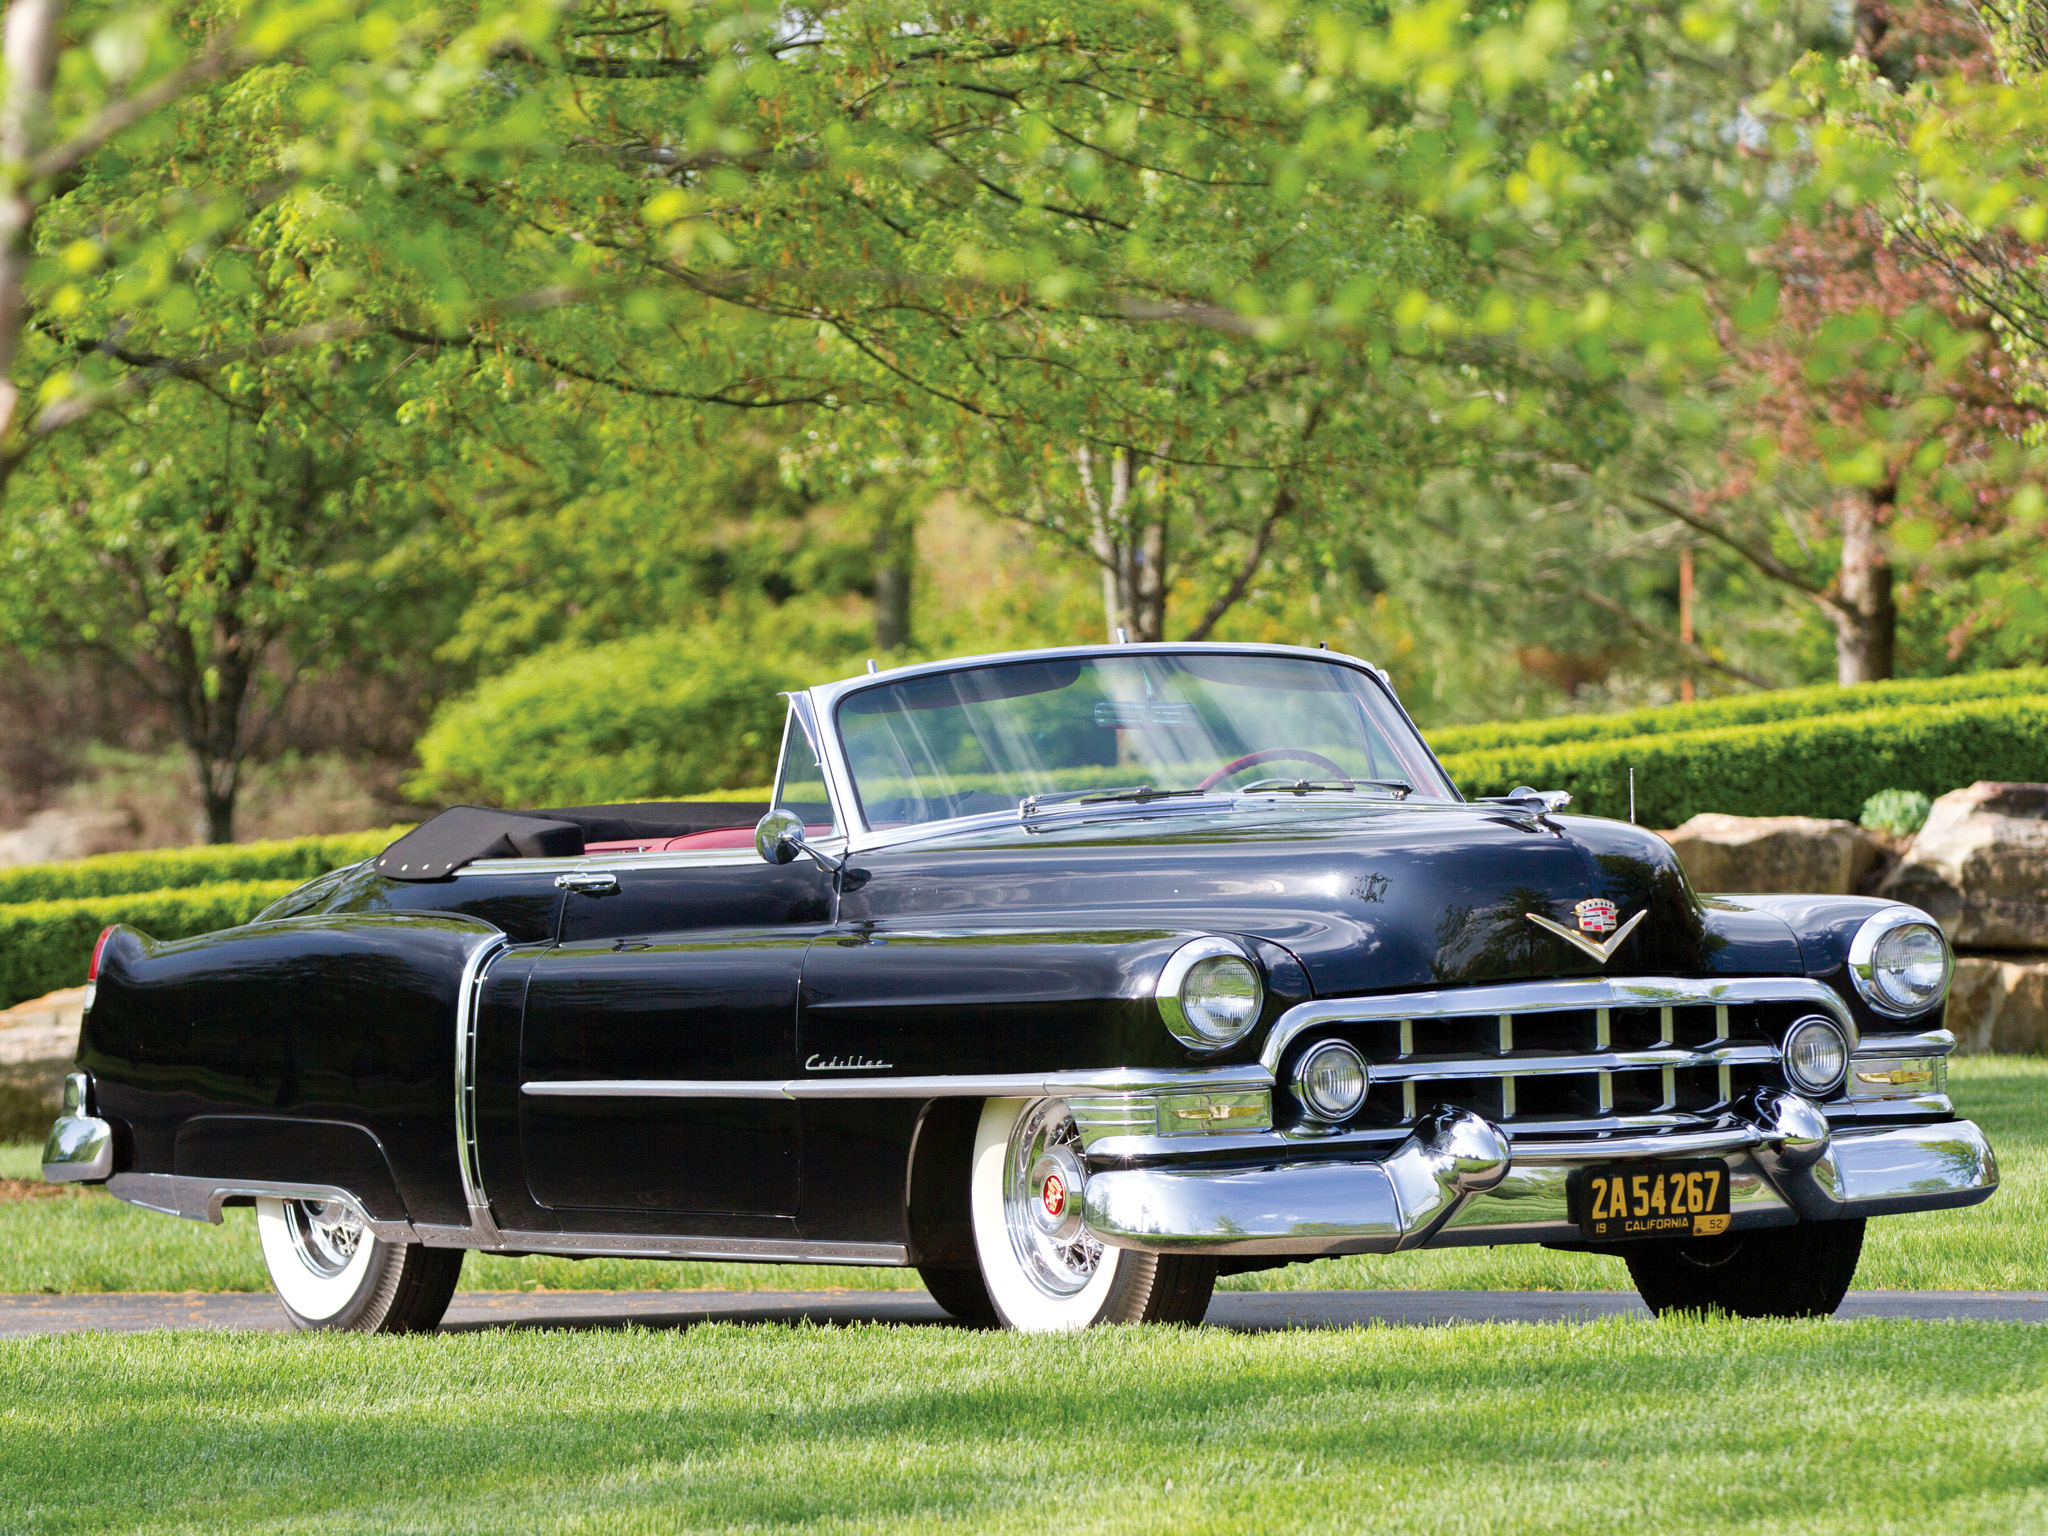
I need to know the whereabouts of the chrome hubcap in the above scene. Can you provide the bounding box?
[284,1199,366,1278]
[1004,1100,1100,1297]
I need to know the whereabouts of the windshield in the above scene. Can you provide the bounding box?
[835,652,1454,829]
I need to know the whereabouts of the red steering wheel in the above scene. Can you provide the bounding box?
[1197,748,1352,793]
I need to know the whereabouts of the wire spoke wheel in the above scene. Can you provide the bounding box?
[255,1195,465,1333]
[1002,1099,1102,1298]
[970,1097,1217,1332]
[284,1199,367,1278]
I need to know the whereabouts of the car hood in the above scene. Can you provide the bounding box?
[848,801,1800,995]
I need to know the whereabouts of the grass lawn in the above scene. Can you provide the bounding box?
[2,1057,2039,1296]
[4,1317,2047,1534]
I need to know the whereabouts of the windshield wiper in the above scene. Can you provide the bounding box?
[1017,784,1210,820]
[1235,777,1413,799]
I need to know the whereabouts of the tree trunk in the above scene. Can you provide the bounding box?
[1831,488,1896,684]
[872,508,913,651]
[0,0,63,451]
[195,752,239,844]
[1079,445,1168,642]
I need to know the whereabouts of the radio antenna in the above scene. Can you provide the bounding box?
[1629,767,1636,825]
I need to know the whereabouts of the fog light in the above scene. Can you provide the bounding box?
[1157,1091,1273,1136]
[1293,1040,1369,1122]
[1849,1056,1946,1100]
[1781,1016,1848,1097]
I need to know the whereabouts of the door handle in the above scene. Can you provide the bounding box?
[554,871,618,894]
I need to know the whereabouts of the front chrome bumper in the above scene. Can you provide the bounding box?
[1082,1094,1999,1257]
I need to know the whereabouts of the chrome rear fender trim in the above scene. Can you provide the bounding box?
[105,1173,416,1243]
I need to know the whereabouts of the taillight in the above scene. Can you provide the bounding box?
[84,926,114,1012]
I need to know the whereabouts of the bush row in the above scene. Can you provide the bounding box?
[1427,668,2048,757]
[0,881,301,1011]
[1440,696,2048,827]
[409,632,796,808]
[0,828,401,907]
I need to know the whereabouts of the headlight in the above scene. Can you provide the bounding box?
[1848,909,1953,1017]
[1781,1016,1849,1097]
[1292,1039,1370,1121]
[1156,937,1265,1052]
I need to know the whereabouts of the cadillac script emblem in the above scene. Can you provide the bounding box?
[1525,898,1646,965]
[1575,898,1619,934]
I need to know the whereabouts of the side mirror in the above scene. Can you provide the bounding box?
[754,809,808,866]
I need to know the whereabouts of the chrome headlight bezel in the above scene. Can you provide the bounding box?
[1156,937,1265,1053]
[1848,908,1954,1019]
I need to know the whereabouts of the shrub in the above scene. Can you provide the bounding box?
[0,829,404,907]
[408,631,801,809]
[1439,696,2048,827]
[1427,668,2048,756]
[0,881,300,1009]
[1861,788,1935,837]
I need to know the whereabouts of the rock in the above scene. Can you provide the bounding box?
[0,986,85,1145]
[1879,782,2048,950]
[1948,954,2048,1054]
[0,807,136,868]
[0,985,85,1066]
[1660,814,1883,895]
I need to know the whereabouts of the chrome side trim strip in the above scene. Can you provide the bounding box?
[105,1173,417,1243]
[410,1225,908,1265]
[1261,975,1860,1074]
[453,933,511,1223]
[520,1065,1276,1102]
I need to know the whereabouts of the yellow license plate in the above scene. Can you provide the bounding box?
[1573,1160,1732,1242]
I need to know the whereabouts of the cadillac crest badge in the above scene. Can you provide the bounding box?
[1574,897,1619,935]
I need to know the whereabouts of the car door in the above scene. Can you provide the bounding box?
[514,855,834,1221]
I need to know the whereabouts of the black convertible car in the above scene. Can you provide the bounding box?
[44,643,1994,1331]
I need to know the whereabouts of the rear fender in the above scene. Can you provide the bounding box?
[81,913,503,1227]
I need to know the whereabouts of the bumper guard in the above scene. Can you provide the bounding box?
[1082,1089,1998,1257]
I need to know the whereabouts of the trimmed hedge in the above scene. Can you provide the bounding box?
[0,828,402,907]
[1441,696,2048,827]
[0,881,300,1010]
[409,631,797,808]
[1428,668,2048,756]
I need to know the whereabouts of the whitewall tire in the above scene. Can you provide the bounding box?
[969,1098,1216,1332]
[255,1197,464,1333]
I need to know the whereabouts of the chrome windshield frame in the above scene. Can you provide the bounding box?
[802,642,1462,853]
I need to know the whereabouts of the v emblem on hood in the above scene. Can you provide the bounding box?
[1525,908,1647,965]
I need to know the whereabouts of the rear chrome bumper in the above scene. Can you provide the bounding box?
[1082,1095,1998,1257]
[41,1074,114,1183]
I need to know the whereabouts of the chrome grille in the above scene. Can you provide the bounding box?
[1271,985,1826,1141]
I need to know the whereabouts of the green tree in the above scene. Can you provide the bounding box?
[0,346,468,839]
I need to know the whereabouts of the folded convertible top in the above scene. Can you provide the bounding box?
[372,801,773,881]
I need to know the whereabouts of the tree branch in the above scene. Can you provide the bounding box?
[28,37,250,183]
[1574,584,1778,690]
[1630,489,1835,606]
